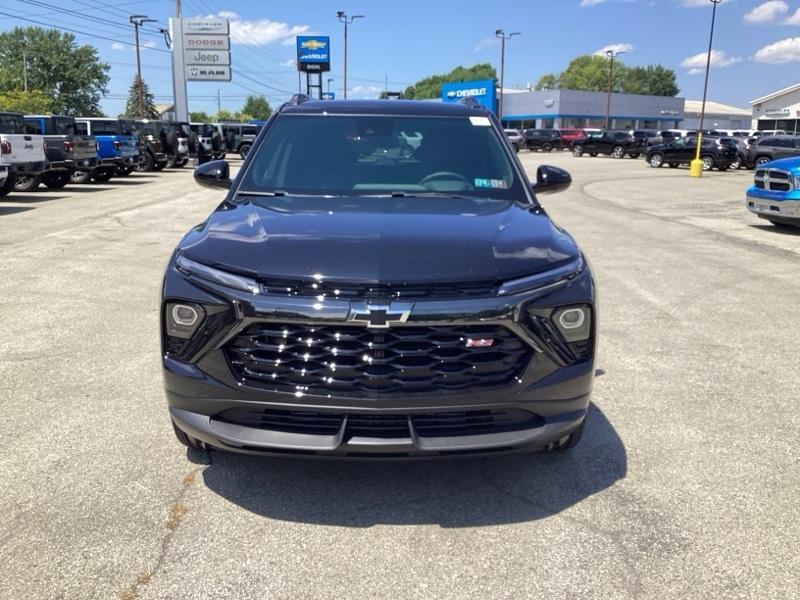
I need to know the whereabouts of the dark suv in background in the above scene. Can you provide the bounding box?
[745,136,800,169]
[571,130,646,158]
[524,129,563,152]
[163,97,596,458]
[646,136,737,171]
[21,115,97,190]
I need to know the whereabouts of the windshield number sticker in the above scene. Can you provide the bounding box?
[474,178,508,189]
[469,116,491,127]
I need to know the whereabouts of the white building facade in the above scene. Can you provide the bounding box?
[750,83,800,133]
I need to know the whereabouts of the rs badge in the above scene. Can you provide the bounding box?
[466,338,494,348]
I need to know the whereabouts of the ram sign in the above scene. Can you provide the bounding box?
[441,79,497,113]
[296,36,330,73]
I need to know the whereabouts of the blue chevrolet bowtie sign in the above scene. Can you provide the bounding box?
[441,79,497,113]
[296,36,331,73]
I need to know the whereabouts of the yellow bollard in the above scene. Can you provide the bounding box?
[689,159,704,177]
[689,133,704,177]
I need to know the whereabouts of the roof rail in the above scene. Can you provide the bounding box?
[458,96,487,111]
[278,94,311,113]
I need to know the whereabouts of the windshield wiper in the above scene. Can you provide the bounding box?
[237,190,287,197]
[386,191,489,200]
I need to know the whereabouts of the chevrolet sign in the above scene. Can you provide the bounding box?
[441,79,497,113]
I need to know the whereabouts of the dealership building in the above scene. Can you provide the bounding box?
[440,81,684,130]
[682,100,751,131]
[749,83,800,133]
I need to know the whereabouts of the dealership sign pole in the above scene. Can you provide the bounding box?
[170,16,231,121]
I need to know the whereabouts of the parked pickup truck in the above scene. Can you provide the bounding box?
[23,115,97,190]
[746,157,800,227]
[570,130,647,159]
[74,118,139,182]
[0,111,48,197]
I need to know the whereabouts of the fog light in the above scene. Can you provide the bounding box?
[166,302,205,339]
[552,305,591,342]
[172,304,199,326]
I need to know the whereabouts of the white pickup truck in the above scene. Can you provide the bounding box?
[0,111,47,198]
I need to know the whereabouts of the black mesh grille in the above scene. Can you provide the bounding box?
[261,280,496,300]
[215,407,542,439]
[224,323,531,397]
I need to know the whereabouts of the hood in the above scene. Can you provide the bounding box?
[179,196,580,285]
[758,157,800,171]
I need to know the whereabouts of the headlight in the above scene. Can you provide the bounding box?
[176,254,260,294]
[793,176,800,189]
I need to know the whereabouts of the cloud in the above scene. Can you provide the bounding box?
[785,8,800,24]
[580,0,607,6]
[744,1,788,23]
[680,49,741,74]
[678,0,729,6]
[142,40,157,49]
[473,37,499,52]
[753,37,800,63]
[594,43,634,55]
[347,85,383,99]
[280,58,296,68]
[111,42,126,50]
[208,11,310,45]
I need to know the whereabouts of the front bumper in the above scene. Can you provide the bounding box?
[746,189,800,222]
[163,259,596,458]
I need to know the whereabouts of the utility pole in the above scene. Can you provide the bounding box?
[130,14,156,119]
[22,51,28,92]
[691,0,723,178]
[337,11,365,99]
[495,30,520,122]
[604,49,627,130]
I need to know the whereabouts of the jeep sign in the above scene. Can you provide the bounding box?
[185,50,230,66]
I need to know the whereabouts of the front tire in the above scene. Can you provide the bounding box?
[239,144,252,160]
[71,170,91,184]
[137,152,155,172]
[612,145,625,159]
[172,420,205,450]
[572,144,584,157]
[91,168,113,183]
[542,142,552,153]
[42,171,70,189]
[701,155,715,171]
[649,153,664,168]
[754,156,771,168]
[13,173,41,192]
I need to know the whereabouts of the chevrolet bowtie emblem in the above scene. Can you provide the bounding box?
[347,302,413,329]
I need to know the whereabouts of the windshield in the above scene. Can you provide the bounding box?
[0,113,26,134]
[239,114,523,200]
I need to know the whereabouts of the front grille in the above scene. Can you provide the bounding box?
[260,279,496,300]
[224,323,532,397]
[755,169,792,192]
[215,407,543,439]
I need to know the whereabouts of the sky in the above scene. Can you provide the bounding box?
[2,0,800,116]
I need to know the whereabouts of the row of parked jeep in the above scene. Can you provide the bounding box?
[0,112,261,197]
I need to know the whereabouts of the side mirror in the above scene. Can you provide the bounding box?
[532,165,571,195]
[194,159,231,190]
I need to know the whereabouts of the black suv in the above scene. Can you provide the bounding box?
[162,98,596,458]
[645,136,737,171]
[745,136,800,169]
[524,129,563,152]
[571,130,646,158]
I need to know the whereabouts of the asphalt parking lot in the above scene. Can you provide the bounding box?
[1,154,798,600]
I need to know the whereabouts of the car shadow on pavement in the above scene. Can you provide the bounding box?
[200,403,626,527]
[2,194,67,204]
[0,205,36,216]
[749,224,800,236]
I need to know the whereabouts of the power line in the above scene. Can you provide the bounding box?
[14,0,165,38]
[0,9,169,52]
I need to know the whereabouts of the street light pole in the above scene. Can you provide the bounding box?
[337,11,364,100]
[327,78,334,93]
[605,49,626,130]
[495,30,520,122]
[691,0,722,178]
[130,14,156,119]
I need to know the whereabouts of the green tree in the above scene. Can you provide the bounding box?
[0,89,54,113]
[535,55,679,97]
[190,111,210,122]
[241,95,272,120]
[122,76,158,119]
[0,27,109,115]
[214,108,236,121]
[399,63,497,100]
